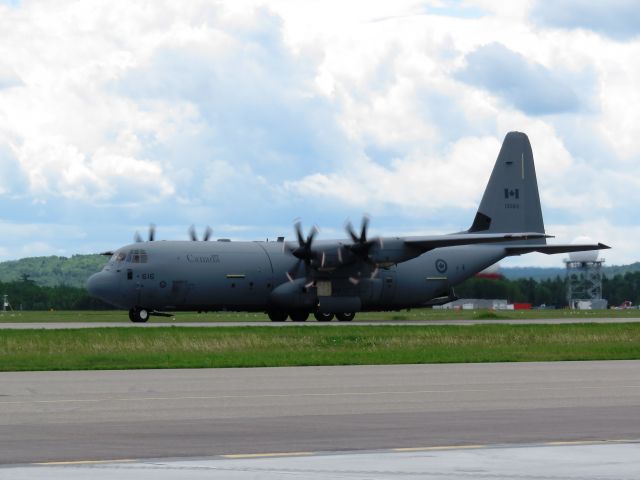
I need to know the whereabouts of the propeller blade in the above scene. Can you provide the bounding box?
[287,259,303,282]
[203,226,213,242]
[134,231,143,243]
[188,225,197,242]
[371,266,379,279]
[349,276,360,285]
[345,220,359,243]
[321,251,326,268]
[306,225,318,245]
[294,221,305,246]
[149,223,156,242]
[305,280,315,289]
[360,215,369,242]
[337,246,343,264]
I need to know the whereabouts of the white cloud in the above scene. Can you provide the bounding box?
[503,219,632,268]
[530,0,640,41]
[0,0,637,266]
[285,135,501,213]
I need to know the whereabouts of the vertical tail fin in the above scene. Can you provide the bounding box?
[468,131,545,244]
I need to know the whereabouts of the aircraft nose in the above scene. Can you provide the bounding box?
[86,272,112,302]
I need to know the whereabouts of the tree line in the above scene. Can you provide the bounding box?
[2,272,640,311]
[0,278,113,310]
[456,271,640,307]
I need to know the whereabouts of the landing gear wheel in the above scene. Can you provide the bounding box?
[129,307,150,323]
[314,312,334,322]
[289,311,310,322]
[268,311,287,322]
[336,312,355,322]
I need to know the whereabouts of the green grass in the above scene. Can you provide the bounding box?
[1,324,640,371]
[0,308,639,323]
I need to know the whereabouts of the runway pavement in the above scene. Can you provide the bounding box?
[1,317,640,328]
[4,442,640,479]
[1,361,640,465]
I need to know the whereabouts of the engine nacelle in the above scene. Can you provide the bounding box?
[268,280,317,309]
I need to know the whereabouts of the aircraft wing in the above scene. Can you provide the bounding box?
[504,243,610,256]
[404,232,549,252]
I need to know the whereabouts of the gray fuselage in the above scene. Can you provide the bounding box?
[87,239,506,312]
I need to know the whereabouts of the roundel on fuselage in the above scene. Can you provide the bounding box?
[435,259,448,274]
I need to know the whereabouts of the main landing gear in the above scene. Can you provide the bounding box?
[267,311,355,322]
[335,312,355,322]
[314,312,334,322]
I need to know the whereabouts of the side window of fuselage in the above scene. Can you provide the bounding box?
[128,249,148,263]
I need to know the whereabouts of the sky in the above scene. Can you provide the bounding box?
[0,0,639,267]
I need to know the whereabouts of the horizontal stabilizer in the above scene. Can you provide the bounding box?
[505,243,610,256]
[406,232,549,252]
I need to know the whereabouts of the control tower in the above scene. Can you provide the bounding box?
[2,294,11,312]
[564,249,606,309]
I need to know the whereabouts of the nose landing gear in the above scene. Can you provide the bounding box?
[129,307,150,323]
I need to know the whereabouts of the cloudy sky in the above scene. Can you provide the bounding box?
[0,0,638,267]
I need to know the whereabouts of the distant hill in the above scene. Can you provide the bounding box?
[0,255,106,288]
[502,262,640,280]
[501,267,564,280]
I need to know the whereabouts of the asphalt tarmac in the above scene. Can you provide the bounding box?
[1,361,640,465]
[1,317,639,328]
[4,442,640,480]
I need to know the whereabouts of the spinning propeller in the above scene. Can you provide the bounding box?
[189,225,213,242]
[282,216,383,285]
[133,224,213,243]
[134,224,156,243]
[345,215,382,284]
[284,221,319,284]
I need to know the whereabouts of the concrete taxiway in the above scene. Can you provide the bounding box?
[4,442,640,480]
[1,361,640,467]
[1,317,640,328]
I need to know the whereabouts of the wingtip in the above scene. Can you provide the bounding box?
[598,243,611,249]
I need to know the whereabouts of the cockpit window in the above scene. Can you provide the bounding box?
[128,249,148,263]
[109,251,127,263]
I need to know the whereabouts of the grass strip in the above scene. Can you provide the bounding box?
[1,324,640,371]
[1,308,639,323]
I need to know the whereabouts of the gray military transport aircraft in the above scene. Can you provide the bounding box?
[87,132,608,322]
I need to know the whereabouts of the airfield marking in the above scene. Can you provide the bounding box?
[392,445,487,452]
[4,384,640,406]
[28,439,640,465]
[34,459,135,465]
[222,452,313,459]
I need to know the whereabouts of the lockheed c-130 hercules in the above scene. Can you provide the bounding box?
[87,132,608,322]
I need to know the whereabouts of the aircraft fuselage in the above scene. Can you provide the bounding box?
[88,239,506,314]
